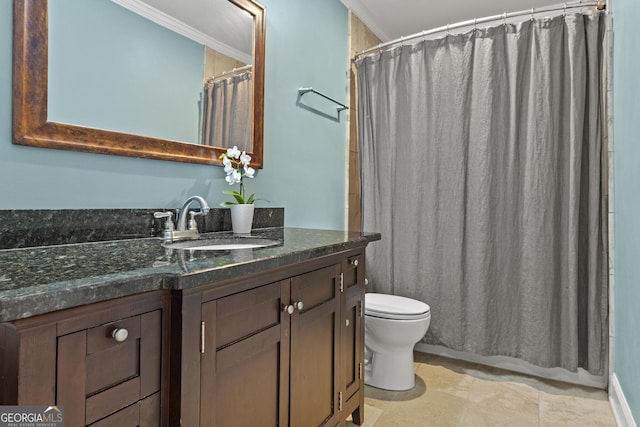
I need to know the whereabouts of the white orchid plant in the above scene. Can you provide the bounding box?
[219,146,258,206]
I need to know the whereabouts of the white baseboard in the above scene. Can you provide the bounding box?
[609,373,638,427]
[414,343,607,389]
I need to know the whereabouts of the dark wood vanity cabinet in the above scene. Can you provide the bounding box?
[172,248,366,427]
[0,247,367,427]
[0,291,170,426]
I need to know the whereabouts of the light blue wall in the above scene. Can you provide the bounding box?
[613,0,640,421]
[0,0,348,230]
[251,0,348,228]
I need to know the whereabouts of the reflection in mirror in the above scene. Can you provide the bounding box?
[201,67,253,151]
[114,0,255,151]
[12,0,265,167]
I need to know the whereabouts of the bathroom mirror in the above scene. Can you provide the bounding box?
[12,0,265,167]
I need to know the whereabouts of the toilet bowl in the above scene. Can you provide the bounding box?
[364,293,431,391]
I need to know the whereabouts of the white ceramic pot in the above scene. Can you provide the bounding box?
[230,204,255,234]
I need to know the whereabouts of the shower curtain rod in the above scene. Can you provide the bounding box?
[355,0,605,58]
[207,64,252,83]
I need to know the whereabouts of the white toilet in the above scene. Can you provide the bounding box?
[364,293,431,391]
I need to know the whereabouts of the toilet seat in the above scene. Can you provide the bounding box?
[365,293,431,320]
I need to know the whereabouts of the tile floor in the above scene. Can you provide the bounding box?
[347,352,617,427]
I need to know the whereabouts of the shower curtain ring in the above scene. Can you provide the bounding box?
[446,24,450,35]
[474,18,477,30]
[531,8,535,21]
[563,3,567,15]
[503,12,507,27]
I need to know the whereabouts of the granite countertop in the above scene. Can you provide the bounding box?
[0,227,381,323]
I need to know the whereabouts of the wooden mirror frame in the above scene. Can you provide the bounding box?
[12,0,265,167]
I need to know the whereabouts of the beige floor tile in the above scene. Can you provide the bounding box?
[346,404,383,427]
[353,352,617,427]
[539,391,617,427]
[465,377,540,410]
[458,402,539,427]
[373,389,468,427]
[362,376,429,416]
[416,360,475,398]
[458,377,539,426]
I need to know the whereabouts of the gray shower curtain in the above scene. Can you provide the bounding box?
[356,12,609,374]
[201,71,253,151]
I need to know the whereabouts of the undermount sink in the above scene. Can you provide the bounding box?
[163,237,280,251]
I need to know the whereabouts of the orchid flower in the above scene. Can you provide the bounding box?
[226,145,241,159]
[240,152,252,165]
[218,147,266,206]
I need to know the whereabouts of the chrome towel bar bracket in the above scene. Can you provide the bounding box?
[298,87,348,113]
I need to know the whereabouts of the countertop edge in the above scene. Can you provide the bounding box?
[1,229,380,323]
[175,238,374,290]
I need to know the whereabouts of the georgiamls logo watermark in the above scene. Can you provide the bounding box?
[0,406,63,426]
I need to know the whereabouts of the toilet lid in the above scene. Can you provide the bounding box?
[365,293,430,320]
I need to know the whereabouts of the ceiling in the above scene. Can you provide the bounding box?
[113,0,254,63]
[340,0,569,42]
[116,0,596,61]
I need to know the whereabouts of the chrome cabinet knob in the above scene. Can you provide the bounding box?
[295,301,304,311]
[351,259,359,267]
[346,319,350,327]
[284,305,295,315]
[112,328,129,343]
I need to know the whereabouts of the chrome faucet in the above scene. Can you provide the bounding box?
[155,196,211,243]
[176,196,210,232]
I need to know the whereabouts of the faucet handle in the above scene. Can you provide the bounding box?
[154,211,175,241]
[154,210,173,223]
[188,210,206,231]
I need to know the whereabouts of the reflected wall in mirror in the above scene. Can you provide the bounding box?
[12,0,265,167]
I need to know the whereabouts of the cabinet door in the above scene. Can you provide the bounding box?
[341,251,365,424]
[290,264,341,427]
[200,280,290,427]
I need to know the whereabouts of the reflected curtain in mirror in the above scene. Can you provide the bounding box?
[201,71,253,151]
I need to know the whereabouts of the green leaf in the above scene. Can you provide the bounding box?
[222,189,246,204]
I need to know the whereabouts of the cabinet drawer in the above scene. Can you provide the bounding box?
[57,310,162,426]
[86,315,141,394]
[216,281,281,348]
